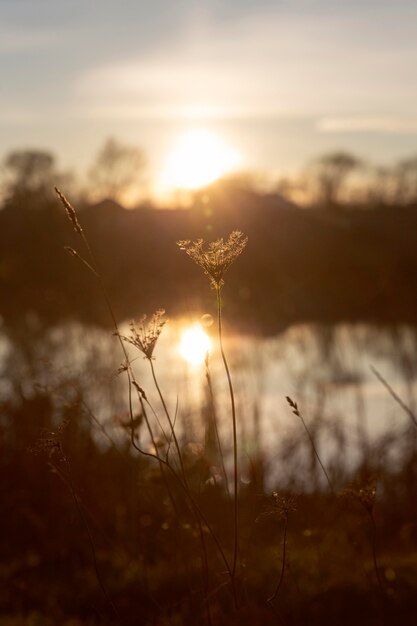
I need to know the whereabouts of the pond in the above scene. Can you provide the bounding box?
[1,317,416,487]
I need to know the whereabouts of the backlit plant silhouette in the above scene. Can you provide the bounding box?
[178,231,248,595]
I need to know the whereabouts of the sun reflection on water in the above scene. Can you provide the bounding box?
[179,324,212,366]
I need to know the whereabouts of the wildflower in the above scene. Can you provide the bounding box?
[177,230,248,289]
[344,475,377,514]
[358,478,377,513]
[120,309,166,360]
[257,492,297,523]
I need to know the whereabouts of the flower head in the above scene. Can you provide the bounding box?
[257,492,297,523]
[121,309,166,360]
[344,475,377,514]
[177,230,248,289]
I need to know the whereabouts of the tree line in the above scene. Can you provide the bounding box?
[2,138,417,211]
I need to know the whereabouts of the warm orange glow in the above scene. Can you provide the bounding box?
[179,324,212,366]
[159,128,241,191]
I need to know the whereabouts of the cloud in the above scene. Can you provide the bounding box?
[72,6,417,121]
[317,116,417,134]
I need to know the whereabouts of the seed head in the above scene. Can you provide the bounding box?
[120,309,166,360]
[344,475,377,514]
[55,187,83,235]
[177,230,248,289]
[286,396,300,417]
[257,492,297,523]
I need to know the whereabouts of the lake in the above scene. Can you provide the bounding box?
[2,317,416,487]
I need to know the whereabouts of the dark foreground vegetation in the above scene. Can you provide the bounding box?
[2,372,417,625]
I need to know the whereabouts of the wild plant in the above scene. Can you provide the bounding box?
[286,395,335,494]
[55,188,241,619]
[257,492,297,605]
[204,352,230,495]
[371,365,417,430]
[344,475,385,599]
[50,187,408,625]
[119,310,188,478]
[33,419,120,623]
[178,231,248,597]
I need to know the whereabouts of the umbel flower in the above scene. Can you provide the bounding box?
[257,492,297,523]
[344,475,377,514]
[177,230,248,289]
[120,309,166,360]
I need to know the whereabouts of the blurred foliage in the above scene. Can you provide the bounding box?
[1,185,417,332]
[1,364,417,625]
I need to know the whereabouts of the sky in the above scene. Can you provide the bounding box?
[1,0,417,195]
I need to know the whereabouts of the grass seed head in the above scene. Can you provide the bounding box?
[55,187,83,235]
[120,309,166,360]
[177,230,248,289]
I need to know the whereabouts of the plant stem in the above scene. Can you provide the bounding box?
[205,355,230,496]
[369,510,385,596]
[216,286,239,591]
[371,365,417,430]
[127,376,236,604]
[267,515,288,604]
[149,358,187,482]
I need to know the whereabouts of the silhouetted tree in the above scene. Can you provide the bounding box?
[88,137,146,204]
[1,149,73,207]
[361,165,397,207]
[275,174,311,207]
[311,151,362,210]
[395,156,417,205]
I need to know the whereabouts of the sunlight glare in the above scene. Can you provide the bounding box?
[160,129,241,190]
[179,325,212,366]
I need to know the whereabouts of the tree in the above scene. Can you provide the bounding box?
[394,156,417,205]
[88,137,146,204]
[1,149,74,207]
[311,151,362,210]
[2,150,53,203]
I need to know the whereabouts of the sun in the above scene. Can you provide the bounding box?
[160,128,241,191]
[179,324,212,366]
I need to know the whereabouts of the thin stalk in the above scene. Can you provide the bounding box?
[286,397,334,494]
[128,408,232,578]
[267,516,288,604]
[127,371,179,519]
[371,365,417,430]
[149,360,222,621]
[369,510,385,597]
[205,355,230,497]
[149,359,187,483]
[127,376,236,603]
[216,286,239,588]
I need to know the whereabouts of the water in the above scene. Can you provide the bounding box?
[2,319,416,485]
